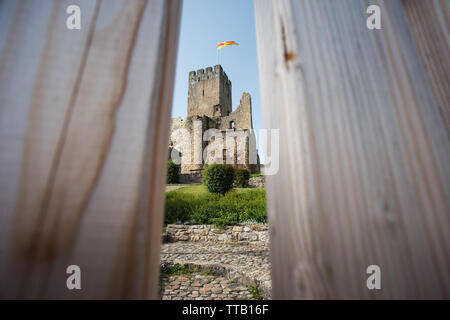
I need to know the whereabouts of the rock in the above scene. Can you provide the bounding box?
[258,232,269,242]
[211,286,222,294]
[251,224,267,231]
[248,176,265,188]
[168,225,184,229]
[199,287,210,294]
[217,233,228,242]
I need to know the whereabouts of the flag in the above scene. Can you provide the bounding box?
[217,41,239,50]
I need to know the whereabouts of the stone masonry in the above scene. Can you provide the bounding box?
[164,224,269,243]
[169,65,260,174]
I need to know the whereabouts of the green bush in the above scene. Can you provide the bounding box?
[202,164,235,195]
[164,185,267,227]
[234,168,250,187]
[167,160,180,184]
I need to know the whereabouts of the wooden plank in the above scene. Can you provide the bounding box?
[402,0,450,134]
[254,0,449,299]
[0,0,181,299]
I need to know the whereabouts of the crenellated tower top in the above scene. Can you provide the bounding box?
[187,65,232,117]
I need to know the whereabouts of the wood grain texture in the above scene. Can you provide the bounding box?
[402,0,450,135]
[0,0,181,299]
[254,0,449,299]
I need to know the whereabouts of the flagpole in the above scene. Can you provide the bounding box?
[217,41,239,66]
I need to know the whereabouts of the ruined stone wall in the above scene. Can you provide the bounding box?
[219,92,253,130]
[188,65,232,118]
[170,118,259,174]
[169,116,207,173]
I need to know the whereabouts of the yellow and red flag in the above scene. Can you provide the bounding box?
[217,41,239,50]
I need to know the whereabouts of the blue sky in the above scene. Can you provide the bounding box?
[171,0,264,163]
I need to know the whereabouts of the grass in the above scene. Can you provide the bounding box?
[164,184,267,227]
[173,184,253,196]
[250,173,263,178]
[160,264,192,276]
[248,282,264,300]
[171,184,209,195]
[160,264,213,277]
[200,269,212,276]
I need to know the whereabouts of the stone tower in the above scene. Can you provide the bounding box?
[188,65,232,117]
[170,64,260,175]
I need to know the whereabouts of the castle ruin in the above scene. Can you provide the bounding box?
[169,65,260,174]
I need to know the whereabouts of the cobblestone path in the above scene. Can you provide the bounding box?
[160,242,271,300]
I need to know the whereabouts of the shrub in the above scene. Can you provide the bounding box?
[201,163,209,183]
[202,164,235,195]
[164,193,192,224]
[234,168,250,187]
[167,160,180,184]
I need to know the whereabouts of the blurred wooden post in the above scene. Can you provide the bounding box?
[254,0,449,299]
[402,0,450,134]
[0,0,181,299]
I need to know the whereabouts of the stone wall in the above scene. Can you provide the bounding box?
[249,176,265,188]
[164,224,269,243]
[169,64,260,174]
[188,65,232,117]
[218,93,253,130]
[178,173,202,184]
